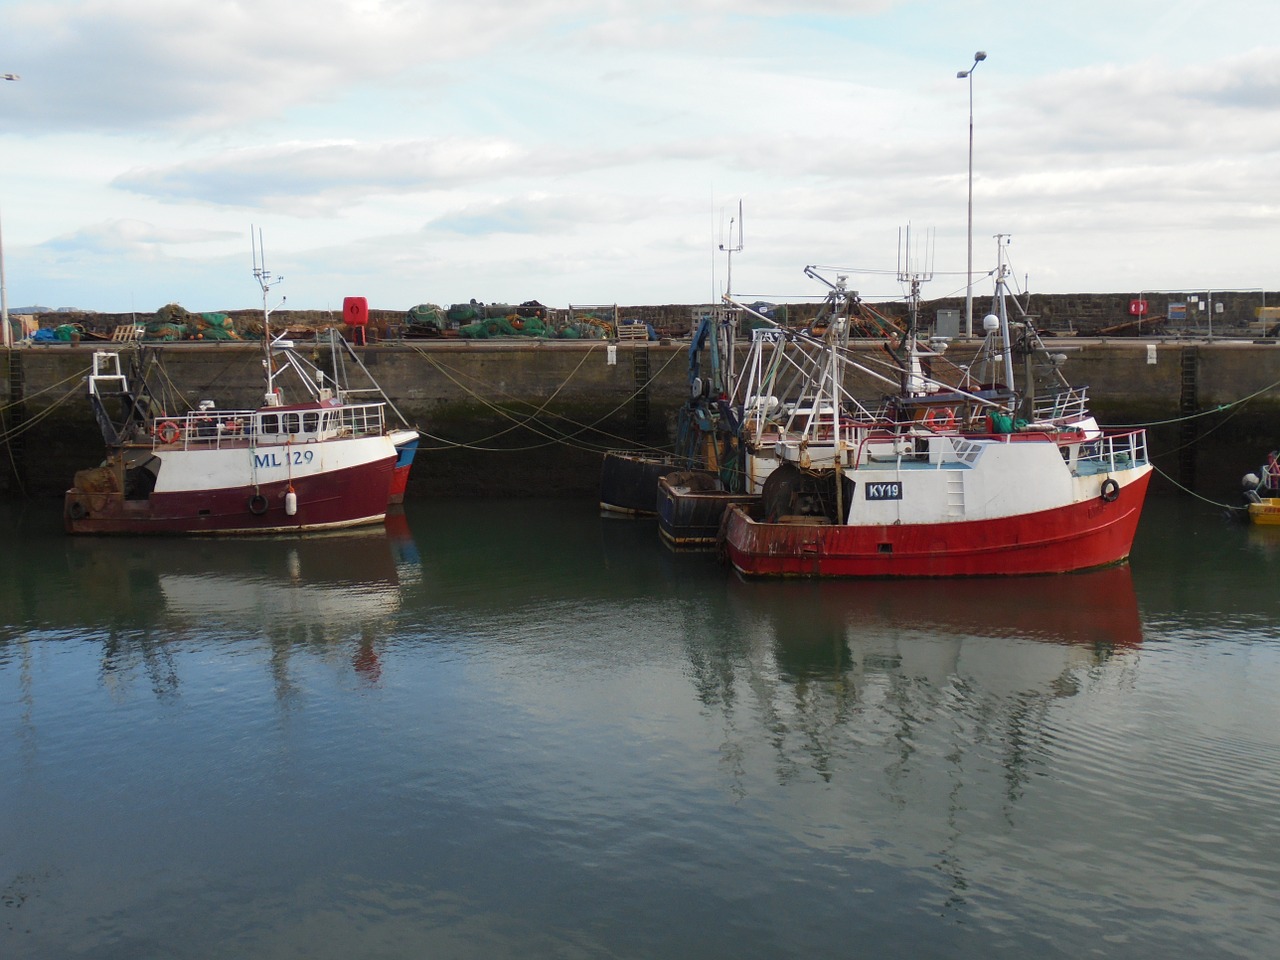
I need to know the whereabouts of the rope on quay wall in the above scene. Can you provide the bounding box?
[0,412,21,497]
[1149,460,1246,515]
[1110,373,1280,430]
[1,362,93,499]
[1130,375,1280,515]
[0,366,93,444]
[1099,369,1280,513]
[407,340,601,450]
[406,341,686,456]
[0,362,93,417]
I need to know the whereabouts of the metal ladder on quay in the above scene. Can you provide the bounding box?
[1179,346,1199,489]
[631,344,651,441]
[3,351,27,492]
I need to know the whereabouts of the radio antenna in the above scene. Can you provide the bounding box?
[718,200,744,298]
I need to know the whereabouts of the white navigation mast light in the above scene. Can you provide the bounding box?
[957,50,987,340]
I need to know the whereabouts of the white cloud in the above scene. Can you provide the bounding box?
[45,218,237,254]
[2,1,1280,310]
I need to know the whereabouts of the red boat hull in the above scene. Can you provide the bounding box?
[388,464,411,505]
[722,470,1152,578]
[388,433,419,505]
[64,457,395,535]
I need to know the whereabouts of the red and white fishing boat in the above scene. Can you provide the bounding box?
[64,235,418,535]
[720,238,1152,578]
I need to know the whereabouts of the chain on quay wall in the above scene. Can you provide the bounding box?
[5,335,1280,501]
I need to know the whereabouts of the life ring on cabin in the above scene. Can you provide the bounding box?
[67,500,87,520]
[1100,478,1120,502]
[922,407,956,432]
[248,493,269,515]
[156,420,182,444]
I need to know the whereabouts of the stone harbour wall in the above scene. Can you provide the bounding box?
[4,335,1280,502]
[16,287,1280,343]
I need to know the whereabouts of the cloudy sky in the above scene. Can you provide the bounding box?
[0,0,1276,314]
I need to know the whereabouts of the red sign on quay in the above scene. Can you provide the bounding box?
[1129,299,1149,316]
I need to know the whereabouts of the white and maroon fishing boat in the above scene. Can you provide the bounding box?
[64,235,417,535]
[720,239,1153,578]
[387,427,420,505]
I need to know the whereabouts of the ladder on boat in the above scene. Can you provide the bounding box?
[946,474,966,518]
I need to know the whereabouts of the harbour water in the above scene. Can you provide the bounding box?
[2,494,1279,958]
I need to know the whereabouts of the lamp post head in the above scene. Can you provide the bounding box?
[959,52,986,79]
[2,74,19,81]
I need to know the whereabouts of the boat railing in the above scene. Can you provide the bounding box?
[1032,387,1090,423]
[150,401,389,449]
[150,409,259,449]
[1072,427,1148,475]
[337,402,388,438]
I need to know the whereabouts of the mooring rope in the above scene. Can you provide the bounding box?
[0,366,94,443]
[1149,460,1246,514]
[405,340,685,455]
[0,363,93,415]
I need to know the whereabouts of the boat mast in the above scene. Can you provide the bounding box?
[896,225,934,399]
[992,234,1016,397]
[252,227,285,405]
[718,200,744,395]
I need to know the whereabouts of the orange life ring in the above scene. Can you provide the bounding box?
[156,420,182,444]
[922,407,956,432]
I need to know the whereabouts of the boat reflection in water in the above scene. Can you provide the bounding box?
[710,563,1143,758]
[701,565,1145,845]
[1245,521,1280,556]
[62,513,421,689]
[729,562,1142,655]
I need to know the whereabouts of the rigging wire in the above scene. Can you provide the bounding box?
[407,341,687,455]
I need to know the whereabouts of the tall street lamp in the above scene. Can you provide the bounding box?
[957,51,986,339]
[1,71,18,349]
